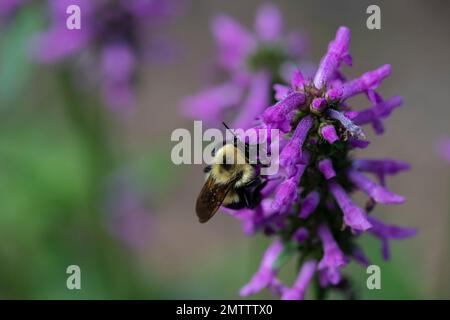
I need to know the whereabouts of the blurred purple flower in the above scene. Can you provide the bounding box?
[181,3,308,129]
[106,174,153,251]
[33,0,182,112]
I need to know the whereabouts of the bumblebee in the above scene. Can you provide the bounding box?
[195,127,266,223]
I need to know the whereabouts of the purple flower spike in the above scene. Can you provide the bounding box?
[262,92,306,132]
[184,24,413,299]
[341,65,392,100]
[240,240,283,296]
[293,228,309,243]
[318,224,347,285]
[329,181,372,231]
[367,216,417,260]
[299,191,320,219]
[255,3,283,43]
[310,97,327,114]
[281,260,317,300]
[279,115,313,176]
[348,170,405,204]
[314,26,351,89]
[318,159,336,180]
[320,124,339,144]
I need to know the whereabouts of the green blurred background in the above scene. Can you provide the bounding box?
[0,0,449,299]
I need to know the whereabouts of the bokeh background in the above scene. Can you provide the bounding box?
[0,0,449,299]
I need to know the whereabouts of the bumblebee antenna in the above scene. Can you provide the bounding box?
[222,122,232,131]
[222,122,237,138]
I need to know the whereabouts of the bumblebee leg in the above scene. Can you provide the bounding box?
[245,177,267,190]
[254,179,268,193]
[203,165,212,173]
[240,189,252,208]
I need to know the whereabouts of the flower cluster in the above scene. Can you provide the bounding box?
[33,0,181,112]
[181,3,309,129]
[223,26,416,299]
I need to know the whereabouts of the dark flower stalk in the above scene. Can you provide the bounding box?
[187,22,416,299]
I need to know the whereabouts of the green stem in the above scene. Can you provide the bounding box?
[57,70,146,297]
[314,276,327,300]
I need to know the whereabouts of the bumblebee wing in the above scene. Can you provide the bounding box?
[196,175,234,223]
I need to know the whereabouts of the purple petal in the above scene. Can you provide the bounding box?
[273,84,290,101]
[254,3,283,43]
[353,96,403,130]
[318,159,336,180]
[352,158,410,185]
[367,216,416,261]
[314,26,351,89]
[349,138,370,149]
[299,191,320,219]
[368,216,417,240]
[293,227,309,243]
[262,92,306,132]
[281,260,317,300]
[329,181,372,231]
[320,124,339,144]
[310,97,327,114]
[240,269,276,296]
[318,224,347,270]
[318,267,341,287]
[341,64,391,99]
[279,115,313,176]
[240,240,283,296]
[271,178,298,212]
[290,69,305,90]
[348,170,405,204]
